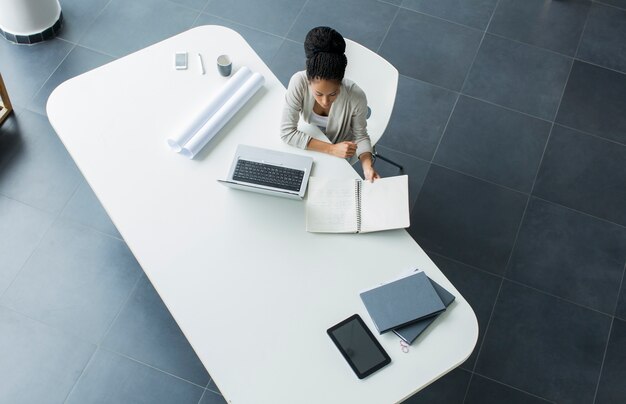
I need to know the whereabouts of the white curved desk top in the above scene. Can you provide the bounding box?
[47,26,478,404]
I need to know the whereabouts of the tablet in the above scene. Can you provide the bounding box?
[327,314,391,379]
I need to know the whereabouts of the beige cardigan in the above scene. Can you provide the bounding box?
[280,71,373,158]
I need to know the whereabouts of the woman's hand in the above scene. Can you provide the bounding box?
[363,165,381,182]
[360,152,380,182]
[329,141,357,158]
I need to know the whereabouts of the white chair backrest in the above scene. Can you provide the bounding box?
[344,39,399,146]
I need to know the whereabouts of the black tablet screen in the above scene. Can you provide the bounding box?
[328,314,391,378]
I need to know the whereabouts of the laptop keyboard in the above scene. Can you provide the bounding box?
[233,159,305,192]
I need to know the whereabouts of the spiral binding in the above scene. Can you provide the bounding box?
[355,180,362,233]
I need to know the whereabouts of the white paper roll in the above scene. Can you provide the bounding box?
[180,72,265,159]
[166,66,252,152]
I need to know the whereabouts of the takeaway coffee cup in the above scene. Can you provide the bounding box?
[217,55,232,76]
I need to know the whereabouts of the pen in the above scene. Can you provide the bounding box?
[197,53,205,75]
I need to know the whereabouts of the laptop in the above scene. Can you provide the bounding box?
[218,144,313,200]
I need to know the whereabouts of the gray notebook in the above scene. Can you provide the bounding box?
[393,277,455,344]
[360,271,446,334]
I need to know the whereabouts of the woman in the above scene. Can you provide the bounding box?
[280,26,380,182]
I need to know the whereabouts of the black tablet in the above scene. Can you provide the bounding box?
[327,314,391,379]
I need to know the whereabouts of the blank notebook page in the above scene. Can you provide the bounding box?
[360,175,409,233]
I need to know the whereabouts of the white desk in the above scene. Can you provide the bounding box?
[47,26,478,404]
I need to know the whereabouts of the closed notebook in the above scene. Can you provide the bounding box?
[360,271,446,334]
[393,277,455,344]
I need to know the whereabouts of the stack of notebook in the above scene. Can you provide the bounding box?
[360,270,455,344]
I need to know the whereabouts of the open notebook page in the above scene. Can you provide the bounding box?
[306,177,358,233]
[360,175,410,233]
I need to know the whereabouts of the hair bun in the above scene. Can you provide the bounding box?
[304,26,346,59]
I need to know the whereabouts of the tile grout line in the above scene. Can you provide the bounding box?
[574,56,626,77]
[192,0,213,28]
[594,0,626,11]
[3,277,210,397]
[189,3,207,30]
[397,5,486,34]
[519,0,591,204]
[2,295,210,401]
[430,161,528,196]
[93,272,215,392]
[376,0,400,7]
[531,195,626,230]
[163,0,208,14]
[452,2,504,401]
[196,389,208,404]
[395,6,626,78]
[30,0,115,102]
[1,181,125,241]
[60,344,99,404]
[592,317,615,404]
[573,1,594,64]
[592,260,626,403]
[266,1,310,67]
[95,275,144,347]
[471,372,557,403]
[0,177,81,301]
[429,0,493,166]
[189,10,204,30]
[375,4,401,53]
[426,248,623,319]
[58,215,125,241]
[98,345,209,389]
[25,41,77,112]
[557,120,626,147]
[425,249,503,279]
[398,72,626,148]
[461,17,591,399]
[485,30,576,61]
[202,376,215,401]
[462,198,530,400]
[13,251,143,404]
[65,0,114,46]
[282,0,311,42]
[63,267,209,400]
[198,11,287,42]
[52,37,118,60]
[0,192,59,216]
[380,143,626,231]
[502,278,616,318]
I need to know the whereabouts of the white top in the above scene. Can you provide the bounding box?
[309,110,329,132]
[46,26,478,404]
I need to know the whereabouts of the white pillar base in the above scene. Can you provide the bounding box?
[0,0,63,45]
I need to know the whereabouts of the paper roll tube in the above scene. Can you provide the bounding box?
[166,66,252,152]
[180,72,265,159]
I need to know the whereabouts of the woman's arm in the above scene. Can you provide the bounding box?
[359,152,380,182]
[307,138,358,158]
[350,87,379,182]
[280,73,312,149]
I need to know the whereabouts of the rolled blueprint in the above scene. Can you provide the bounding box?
[180,72,265,159]
[166,66,253,152]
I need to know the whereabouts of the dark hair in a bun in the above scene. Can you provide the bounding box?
[304,26,347,82]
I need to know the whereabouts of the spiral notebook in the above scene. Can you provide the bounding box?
[305,175,409,233]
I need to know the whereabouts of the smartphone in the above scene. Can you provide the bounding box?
[327,314,391,379]
[174,52,188,70]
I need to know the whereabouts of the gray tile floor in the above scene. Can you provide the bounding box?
[1,0,625,403]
